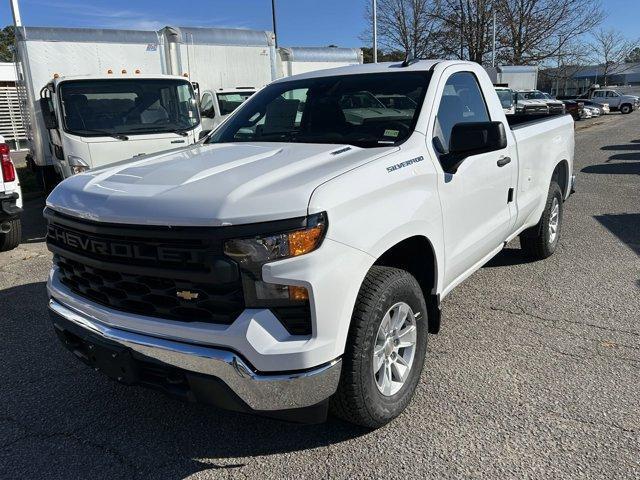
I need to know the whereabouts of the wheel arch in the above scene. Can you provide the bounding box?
[372,235,441,333]
[552,159,570,199]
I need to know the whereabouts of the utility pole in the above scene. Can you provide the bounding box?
[271,0,278,48]
[373,0,378,63]
[492,7,496,67]
[11,0,23,27]
[458,0,464,60]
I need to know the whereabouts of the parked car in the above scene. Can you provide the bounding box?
[580,107,593,120]
[514,92,549,115]
[518,90,565,115]
[494,86,516,115]
[561,100,584,121]
[581,100,610,115]
[0,135,23,251]
[583,105,601,118]
[578,88,638,114]
[45,60,575,428]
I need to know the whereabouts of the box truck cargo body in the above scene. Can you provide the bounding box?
[277,47,363,77]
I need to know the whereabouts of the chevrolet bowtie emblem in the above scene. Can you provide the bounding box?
[176,290,199,301]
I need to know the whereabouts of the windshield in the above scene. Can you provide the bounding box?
[522,91,546,100]
[59,79,200,137]
[207,72,431,148]
[496,90,514,108]
[218,91,255,115]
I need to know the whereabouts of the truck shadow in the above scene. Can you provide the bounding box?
[0,281,367,479]
[600,144,640,151]
[581,162,640,175]
[20,197,48,244]
[594,213,640,256]
[607,152,640,162]
[482,246,536,268]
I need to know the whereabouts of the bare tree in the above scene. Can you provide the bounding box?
[435,0,499,63]
[589,28,640,85]
[497,0,601,65]
[362,0,444,58]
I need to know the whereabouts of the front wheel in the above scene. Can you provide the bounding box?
[330,266,428,428]
[520,182,563,260]
[620,104,632,114]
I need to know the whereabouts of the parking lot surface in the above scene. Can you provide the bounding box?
[1,113,638,479]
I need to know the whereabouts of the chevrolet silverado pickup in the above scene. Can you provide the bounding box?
[45,60,575,428]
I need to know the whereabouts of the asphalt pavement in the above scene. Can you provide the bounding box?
[1,113,638,479]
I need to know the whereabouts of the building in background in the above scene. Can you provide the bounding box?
[0,62,26,151]
[540,63,640,97]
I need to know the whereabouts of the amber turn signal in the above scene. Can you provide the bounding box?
[288,224,324,257]
[289,285,309,301]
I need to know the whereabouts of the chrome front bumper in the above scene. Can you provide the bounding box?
[49,298,342,412]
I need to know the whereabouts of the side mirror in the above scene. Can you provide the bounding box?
[440,121,507,174]
[198,129,212,140]
[39,98,58,129]
[201,107,215,118]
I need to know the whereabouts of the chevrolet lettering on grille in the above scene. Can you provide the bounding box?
[47,224,201,264]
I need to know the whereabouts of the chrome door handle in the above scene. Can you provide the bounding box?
[497,156,511,167]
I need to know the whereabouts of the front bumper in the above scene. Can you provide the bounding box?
[0,192,21,220]
[49,298,342,416]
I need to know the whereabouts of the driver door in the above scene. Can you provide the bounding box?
[432,71,515,289]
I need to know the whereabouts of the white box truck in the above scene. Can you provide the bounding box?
[15,26,202,190]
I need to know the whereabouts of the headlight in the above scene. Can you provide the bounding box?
[223,213,327,335]
[67,155,90,174]
[224,213,326,264]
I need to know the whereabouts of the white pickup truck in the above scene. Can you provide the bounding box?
[0,135,23,251]
[45,60,575,427]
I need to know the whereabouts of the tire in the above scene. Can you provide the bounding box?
[0,218,21,252]
[520,182,563,260]
[330,266,428,428]
[620,103,632,114]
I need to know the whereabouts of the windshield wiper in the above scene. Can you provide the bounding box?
[71,129,129,140]
[125,126,191,136]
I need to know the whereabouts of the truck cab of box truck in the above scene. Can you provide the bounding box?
[36,74,202,188]
[199,87,257,132]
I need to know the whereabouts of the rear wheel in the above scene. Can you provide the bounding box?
[620,103,632,114]
[520,182,563,260]
[0,218,21,251]
[330,266,428,428]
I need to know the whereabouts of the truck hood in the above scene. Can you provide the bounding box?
[47,142,396,226]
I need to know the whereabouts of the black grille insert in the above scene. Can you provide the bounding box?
[56,255,244,323]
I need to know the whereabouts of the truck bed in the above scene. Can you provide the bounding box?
[506,112,570,129]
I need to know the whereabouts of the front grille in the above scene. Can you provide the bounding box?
[56,255,244,323]
[46,209,246,324]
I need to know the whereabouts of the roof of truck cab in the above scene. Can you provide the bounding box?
[271,59,466,83]
[53,74,192,84]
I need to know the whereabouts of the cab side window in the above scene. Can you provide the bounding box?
[433,72,490,154]
[606,91,619,98]
[200,93,214,117]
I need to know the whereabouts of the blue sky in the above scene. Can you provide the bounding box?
[2,0,639,48]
